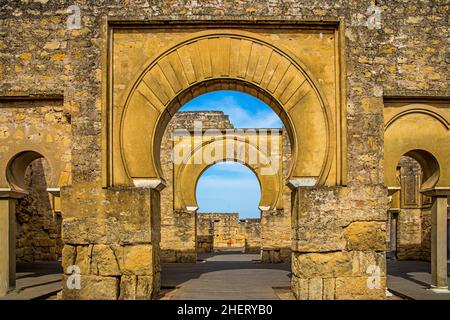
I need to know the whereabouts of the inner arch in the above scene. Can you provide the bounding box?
[196,161,262,218]
[153,78,298,182]
[7,151,46,192]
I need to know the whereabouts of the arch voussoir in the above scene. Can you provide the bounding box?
[118,30,335,188]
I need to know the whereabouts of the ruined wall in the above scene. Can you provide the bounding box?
[394,156,432,261]
[198,213,245,249]
[196,213,214,253]
[1,0,448,300]
[197,213,261,253]
[16,158,62,263]
[240,218,261,254]
[160,111,233,262]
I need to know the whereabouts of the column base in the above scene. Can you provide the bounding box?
[429,286,450,294]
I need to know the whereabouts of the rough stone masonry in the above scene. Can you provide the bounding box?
[0,0,448,300]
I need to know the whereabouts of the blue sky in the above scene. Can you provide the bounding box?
[179,91,282,218]
[195,162,262,218]
[180,90,283,128]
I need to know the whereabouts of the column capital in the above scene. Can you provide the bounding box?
[0,188,27,199]
[131,178,166,191]
[387,186,400,196]
[421,187,450,197]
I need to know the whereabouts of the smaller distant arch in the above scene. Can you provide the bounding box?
[6,150,50,193]
[400,149,440,191]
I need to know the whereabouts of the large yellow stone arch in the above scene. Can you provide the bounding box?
[108,29,339,188]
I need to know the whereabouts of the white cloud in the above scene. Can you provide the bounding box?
[181,92,283,128]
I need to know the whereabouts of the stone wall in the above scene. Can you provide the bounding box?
[0,98,70,265]
[16,158,62,263]
[291,186,388,300]
[240,219,261,254]
[60,185,161,300]
[196,213,214,253]
[394,156,432,261]
[1,0,448,300]
[197,213,261,253]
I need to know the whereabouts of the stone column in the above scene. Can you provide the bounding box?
[61,184,162,299]
[260,207,291,263]
[0,198,16,296]
[291,185,387,300]
[430,195,449,292]
[160,207,197,263]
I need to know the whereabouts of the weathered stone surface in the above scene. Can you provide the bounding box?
[292,252,353,278]
[387,156,432,261]
[344,222,386,251]
[291,275,309,300]
[119,275,155,300]
[61,184,156,245]
[15,159,64,263]
[160,249,196,263]
[323,278,336,300]
[261,207,291,262]
[62,275,119,300]
[292,251,386,280]
[196,235,214,253]
[198,213,245,249]
[242,219,262,254]
[61,244,76,273]
[121,245,153,276]
[196,213,266,256]
[335,276,386,300]
[91,245,120,276]
[75,245,92,275]
[291,276,337,300]
[0,97,71,264]
[160,112,234,262]
[2,0,448,301]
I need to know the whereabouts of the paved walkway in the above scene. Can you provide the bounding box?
[0,262,62,300]
[161,250,292,300]
[2,256,450,300]
[387,259,450,300]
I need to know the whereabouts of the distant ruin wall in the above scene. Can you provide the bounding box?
[197,213,261,253]
[16,159,62,263]
[394,156,432,261]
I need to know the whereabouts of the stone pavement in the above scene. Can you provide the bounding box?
[387,259,450,300]
[160,250,292,300]
[2,256,450,300]
[0,262,62,300]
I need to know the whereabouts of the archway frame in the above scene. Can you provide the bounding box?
[102,20,347,189]
[384,98,450,190]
